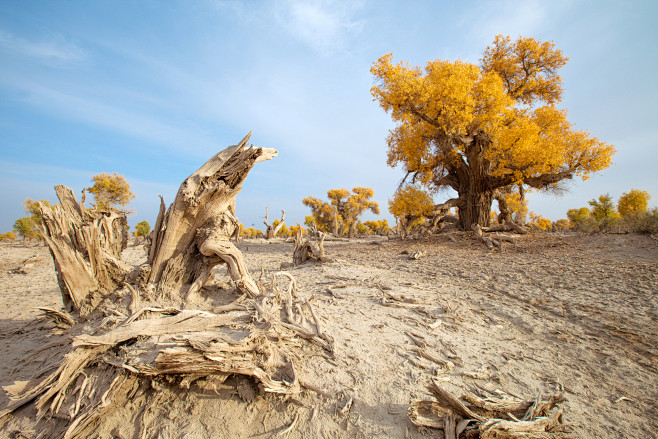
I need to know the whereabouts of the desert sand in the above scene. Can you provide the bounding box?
[0,232,656,438]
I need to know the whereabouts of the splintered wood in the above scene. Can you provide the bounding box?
[292,227,328,266]
[0,134,333,438]
[38,185,130,315]
[408,379,571,438]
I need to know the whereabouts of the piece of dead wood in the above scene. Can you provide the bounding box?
[429,380,483,421]
[408,400,452,429]
[293,227,328,265]
[479,409,564,438]
[264,208,286,240]
[38,307,76,328]
[472,224,500,250]
[482,221,527,235]
[409,347,454,373]
[276,412,299,437]
[409,380,570,438]
[462,392,533,419]
[1,136,337,438]
[38,186,130,316]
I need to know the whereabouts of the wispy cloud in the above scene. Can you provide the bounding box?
[275,0,365,55]
[1,73,221,157]
[0,29,87,66]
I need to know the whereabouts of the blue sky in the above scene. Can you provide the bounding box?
[1,0,657,232]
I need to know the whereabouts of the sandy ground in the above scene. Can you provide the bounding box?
[0,232,657,438]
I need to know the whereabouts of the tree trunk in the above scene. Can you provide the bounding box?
[456,133,495,230]
[263,208,286,239]
[457,190,493,230]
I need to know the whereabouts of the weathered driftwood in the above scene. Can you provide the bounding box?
[472,224,518,250]
[38,186,129,316]
[264,208,286,239]
[408,379,570,438]
[148,132,276,301]
[292,227,328,266]
[483,220,527,235]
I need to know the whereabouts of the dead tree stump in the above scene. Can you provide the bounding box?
[147,132,276,301]
[38,186,129,316]
[292,227,328,265]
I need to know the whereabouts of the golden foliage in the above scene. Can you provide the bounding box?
[0,232,17,241]
[303,187,380,237]
[618,189,651,217]
[371,35,615,227]
[528,212,552,231]
[388,185,434,219]
[552,219,570,231]
[502,191,528,223]
[86,172,135,211]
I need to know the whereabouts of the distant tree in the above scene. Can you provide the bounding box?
[13,216,38,243]
[388,185,434,239]
[364,219,391,235]
[288,224,304,237]
[371,35,615,230]
[304,187,380,238]
[134,221,151,243]
[0,232,17,241]
[528,212,552,231]
[302,197,337,234]
[85,172,135,211]
[552,219,570,231]
[566,207,596,232]
[23,198,53,225]
[588,194,619,229]
[618,189,651,218]
[240,226,263,239]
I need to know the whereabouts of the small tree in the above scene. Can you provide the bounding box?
[388,185,434,239]
[618,189,651,218]
[0,232,17,241]
[588,194,619,230]
[13,216,38,244]
[85,172,135,211]
[552,219,570,231]
[134,221,151,244]
[528,212,552,231]
[304,187,380,238]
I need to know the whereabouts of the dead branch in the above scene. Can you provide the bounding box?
[264,208,287,239]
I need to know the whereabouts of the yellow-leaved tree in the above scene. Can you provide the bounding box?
[303,187,380,238]
[388,185,434,239]
[85,172,135,212]
[618,189,651,218]
[371,35,615,230]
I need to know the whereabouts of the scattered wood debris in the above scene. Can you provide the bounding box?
[409,379,571,438]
